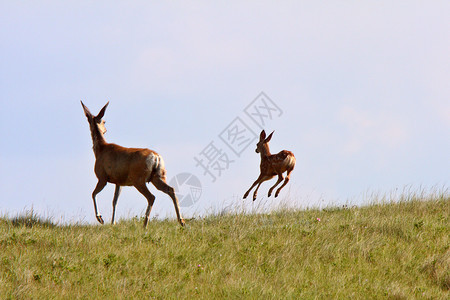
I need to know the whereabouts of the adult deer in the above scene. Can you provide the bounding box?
[81,101,185,227]
[243,130,296,201]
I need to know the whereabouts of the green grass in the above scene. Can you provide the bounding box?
[1,193,448,299]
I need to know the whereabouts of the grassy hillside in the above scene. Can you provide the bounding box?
[1,194,448,299]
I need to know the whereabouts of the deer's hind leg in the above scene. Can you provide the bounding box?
[134,183,156,228]
[275,169,292,198]
[151,176,185,226]
[268,173,284,197]
[111,185,122,225]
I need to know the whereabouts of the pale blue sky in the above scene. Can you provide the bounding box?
[1,1,448,223]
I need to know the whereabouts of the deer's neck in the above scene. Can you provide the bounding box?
[90,124,107,157]
[259,144,271,160]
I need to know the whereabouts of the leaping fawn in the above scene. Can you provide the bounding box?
[81,101,185,227]
[243,130,296,201]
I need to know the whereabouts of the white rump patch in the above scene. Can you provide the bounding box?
[146,153,166,178]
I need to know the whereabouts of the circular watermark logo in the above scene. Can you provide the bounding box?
[169,173,202,207]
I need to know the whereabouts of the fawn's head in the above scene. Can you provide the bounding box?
[256,130,274,153]
[81,101,109,135]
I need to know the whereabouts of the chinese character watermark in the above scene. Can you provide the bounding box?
[193,141,234,182]
[193,92,283,183]
[219,117,257,157]
[244,92,283,128]
[169,92,284,207]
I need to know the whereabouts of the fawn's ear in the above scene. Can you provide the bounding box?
[96,101,109,120]
[265,131,274,143]
[259,130,266,141]
[80,101,92,119]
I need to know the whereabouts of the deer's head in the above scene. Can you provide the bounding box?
[81,101,109,135]
[256,130,274,154]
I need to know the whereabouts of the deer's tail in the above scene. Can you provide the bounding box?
[285,152,296,171]
[146,153,167,182]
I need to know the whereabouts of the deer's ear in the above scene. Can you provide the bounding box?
[265,131,274,143]
[80,101,92,119]
[96,101,109,120]
[259,130,266,141]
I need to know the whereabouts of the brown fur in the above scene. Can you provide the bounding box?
[243,130,296,201]
[81,101,184,227]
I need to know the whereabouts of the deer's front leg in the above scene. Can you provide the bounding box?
[243,185,256,199]
[243,175,264,199]
[252,182,264,201]
[92,180,107,224]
